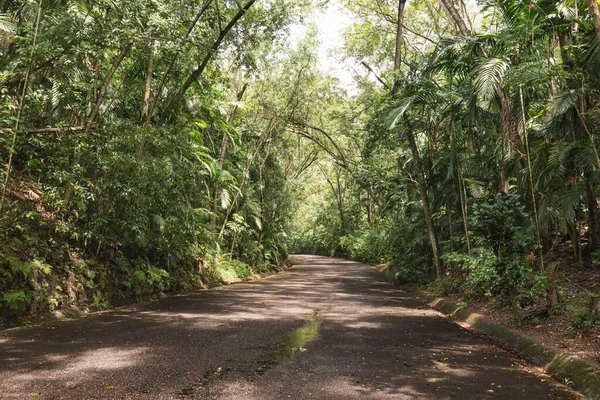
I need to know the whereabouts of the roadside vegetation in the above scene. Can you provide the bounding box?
[2,0,600,357]
[291,0,600,356]
[0,0,322,325]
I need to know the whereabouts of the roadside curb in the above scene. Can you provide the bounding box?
[415,290,600,400]
[373,265,600,399]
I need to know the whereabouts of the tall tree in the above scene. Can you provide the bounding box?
[392,0,442,278]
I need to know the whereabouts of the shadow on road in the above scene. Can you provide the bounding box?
[0,255,579,399]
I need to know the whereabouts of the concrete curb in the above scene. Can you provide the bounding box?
[414,290,600,400]
[373,264,600,398]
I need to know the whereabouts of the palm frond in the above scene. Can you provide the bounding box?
[473,58,509,101]
[387,95,418,129]
[220,188,232,209]
[464,178,485,198]
[544,90,579,121]
[0,14,16,35]
[539,185,584,230]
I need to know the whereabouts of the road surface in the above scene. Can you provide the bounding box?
[0,255,581,399]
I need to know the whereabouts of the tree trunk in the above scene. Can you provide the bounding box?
[394,0,407,71]
[336,172,346,237]
[393,0,442,277]
[497,87,520,155]
[210,83,248,232]
[65,41,132,207]
[438,0,471,36]
[137,38,154,159]
[558,33,574,73]
[588,0,600,45]
[148,0,214,119]
[406,130,443,278]
[457,161,471,253]
[546,262,561,310]
[140,38,154,126]
[447,197,454,252]
[85,42,132,131]
[586,173,600,251]
[367,194,372,225]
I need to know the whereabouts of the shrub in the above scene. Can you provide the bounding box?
[567,292,600,334]
[204,254,254,284]
[388,214,435,284]
[340,221,391,264]
[443,248,530,299]
[471,193,533,255]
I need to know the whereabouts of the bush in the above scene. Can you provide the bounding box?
[387,214,435,284]
[204,254,254,284]
[443,248,530,299]
[567,292,600,334]
[471,193,533,255]
[340,221,391,264]
[438,193,534,300]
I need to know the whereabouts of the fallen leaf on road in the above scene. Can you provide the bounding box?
[106,386,116,389]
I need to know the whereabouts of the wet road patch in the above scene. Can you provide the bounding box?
[278,309,322,362]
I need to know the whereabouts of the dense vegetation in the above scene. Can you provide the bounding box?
[3,0,600,334]
[0,0,322,323]
[293,0,600,329]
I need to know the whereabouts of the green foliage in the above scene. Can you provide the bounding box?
[443,248,530,299]
[470,193,533,255]
[440,194,533,299]
[567,292,600,334]
[204,254,254,284]
[340,222,391,264]
[0,0,307,323]
[388,214,435,284]
[590,249,600,267]
[3,0,600,327]
[1,290,27,313]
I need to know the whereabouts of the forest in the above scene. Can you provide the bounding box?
[1,0,600,343]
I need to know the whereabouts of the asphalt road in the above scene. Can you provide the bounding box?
[0,255,583,399]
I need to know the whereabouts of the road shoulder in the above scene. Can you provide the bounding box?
[414,289,600,400]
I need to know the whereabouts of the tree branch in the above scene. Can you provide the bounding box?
[0,126,93,134]
[361,61,390,89]
[160,0,257,123]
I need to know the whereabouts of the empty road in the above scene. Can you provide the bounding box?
[0,255,581,399]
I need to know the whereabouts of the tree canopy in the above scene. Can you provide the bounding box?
[2,0,600,328]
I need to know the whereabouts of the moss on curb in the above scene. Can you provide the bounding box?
[417,291,600,400]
